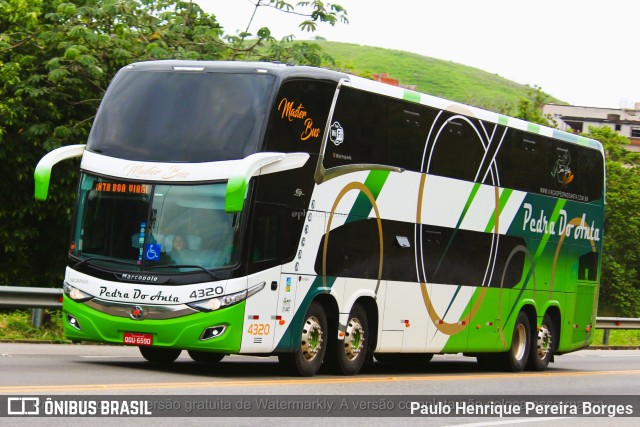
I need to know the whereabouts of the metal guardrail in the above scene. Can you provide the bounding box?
[0,286,63,309]
[595,317,640,345]
[0,286,63,328]
[1,286,639,339]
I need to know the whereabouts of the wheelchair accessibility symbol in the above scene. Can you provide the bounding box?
[144,243,161,261]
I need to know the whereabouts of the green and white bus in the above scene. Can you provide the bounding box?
[35,61,604,376]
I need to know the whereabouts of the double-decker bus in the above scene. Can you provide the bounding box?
[35,61,605,376]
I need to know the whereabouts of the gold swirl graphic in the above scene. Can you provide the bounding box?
[323,182,384,292]
[416,174,494,335]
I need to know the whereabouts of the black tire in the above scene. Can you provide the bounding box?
[478,312,531,372]
[331,303,369,375]
[278,301,327,377]
[502,311,531,372]
[526,313,555,371]
[139,346,181,364]
[187,350,225,364]
[375,353,434,369]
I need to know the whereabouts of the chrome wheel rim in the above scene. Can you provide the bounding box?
[536,325,552,360]
[344,317,365,361]
[301,316,323,361]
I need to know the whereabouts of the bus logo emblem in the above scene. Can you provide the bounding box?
[551,148,574,186]
[130,306,144,320]
[329,122,344,146]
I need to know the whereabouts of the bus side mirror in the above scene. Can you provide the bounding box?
[34,145,86,201]
[224,152,309,213]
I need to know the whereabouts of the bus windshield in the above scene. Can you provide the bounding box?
[86,70,275,162]
[71,174,241,273]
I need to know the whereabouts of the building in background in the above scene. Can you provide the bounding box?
[543,103,640,147]
[371,73,416,90]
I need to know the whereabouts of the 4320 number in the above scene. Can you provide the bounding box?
[247,323,271,336]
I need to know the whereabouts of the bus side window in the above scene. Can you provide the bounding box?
[249,203,301,272]
[325,87,389,169]
[387,102,432,171]
[250,206,280,264]
[578,251,599,281]
[427,116,486,182]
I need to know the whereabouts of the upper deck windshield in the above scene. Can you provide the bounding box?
[71,174,241,274]
[86,69,275,162]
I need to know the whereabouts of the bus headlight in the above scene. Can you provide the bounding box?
[187,281,265,313]
[63,283,94,302]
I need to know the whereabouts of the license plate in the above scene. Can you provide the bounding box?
[123,332,153,346]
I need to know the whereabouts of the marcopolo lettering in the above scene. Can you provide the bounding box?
[119,273,159,282]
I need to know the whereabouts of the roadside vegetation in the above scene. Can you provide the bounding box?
[0,309,66,342]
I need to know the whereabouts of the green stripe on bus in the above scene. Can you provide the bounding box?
[484,188,513,233]
[403,90,421,103]
[532,198,567,260]
[431,182,481,279]
[345,169,390,224]
[274,275,337,352]
[459,182,482,226]
[527,123,541,134]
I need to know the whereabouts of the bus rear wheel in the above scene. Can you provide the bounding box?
[527,313,555,371]
[331,303,368,375]
[188,350,225,364]
[139,346,181,364]
[278,301,327,376]
[477,311,530,372]
[503,311,531,372]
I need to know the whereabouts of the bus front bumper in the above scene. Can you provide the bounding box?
[62,296,245,352]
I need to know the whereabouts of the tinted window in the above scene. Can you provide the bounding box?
[265,79,336,154]
[324,87,436,171]
[387,102,436,171]
[497,130,604,202]
[87,70,275,162]
[322,87,603,201]
[324,87,389,169]
[427,116,486,181]
[248,202,303,273]
[315,219,525,287]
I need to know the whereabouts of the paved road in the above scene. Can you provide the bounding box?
[0,343,638,426]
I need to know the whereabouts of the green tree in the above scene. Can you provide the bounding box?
[0,0,345,286]
[224,0,347,65]
[513,85,556,127]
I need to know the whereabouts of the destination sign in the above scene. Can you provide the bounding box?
[94,182,151,195]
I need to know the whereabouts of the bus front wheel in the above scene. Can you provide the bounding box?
[279,301,327,376]
[139,346,181,364]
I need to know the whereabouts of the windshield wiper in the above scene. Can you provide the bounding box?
[73,256,139,270]
[73,257,220,281]
[147,264,219,280]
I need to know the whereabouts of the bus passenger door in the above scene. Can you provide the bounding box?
[240,267,281,353]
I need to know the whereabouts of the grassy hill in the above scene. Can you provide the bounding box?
[313,40,561,114]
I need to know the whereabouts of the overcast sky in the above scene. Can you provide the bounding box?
[196,0,640,109]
